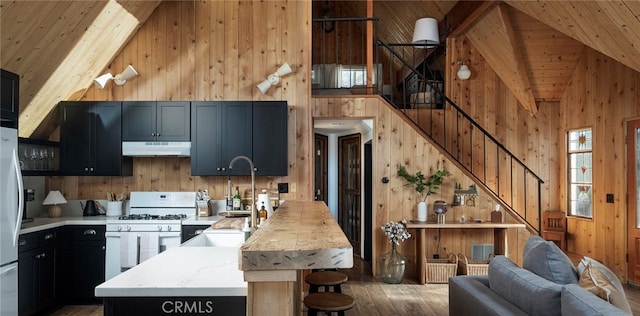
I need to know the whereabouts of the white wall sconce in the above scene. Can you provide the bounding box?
[412,18,440,49]
[457,60,471,80]
[257,63,294,94]
[94,65,139,89]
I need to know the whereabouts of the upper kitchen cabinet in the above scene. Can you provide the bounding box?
[191,101,287,176]
[122,101,190,141]
[253,101,288,176]
[59,101,132,176]
[191,101,252,176]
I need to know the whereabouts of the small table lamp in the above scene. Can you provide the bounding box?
[43,190,67,218]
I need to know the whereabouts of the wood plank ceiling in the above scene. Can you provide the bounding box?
[2,0,640,138]
[0,0,161,138]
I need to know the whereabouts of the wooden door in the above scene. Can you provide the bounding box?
[314,134,328,204]
[628,119,640,284]
[339,133,361,255]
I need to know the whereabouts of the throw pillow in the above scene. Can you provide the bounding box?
[579,262,613,301]
[577,257,632,314]
[523,235,578,284]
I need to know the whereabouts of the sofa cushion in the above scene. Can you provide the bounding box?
[562,284,631,315]
[577,257,632,314]
[522,235,578,284]
[488,255,563,316]
[449,275,528,316]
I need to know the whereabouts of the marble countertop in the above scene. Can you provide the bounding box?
[19,215,222,234]
[95,246,246,297]
[239,200,353,271]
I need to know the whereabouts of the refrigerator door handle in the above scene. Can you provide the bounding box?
[0,263,18,276]
[12,148,23,247]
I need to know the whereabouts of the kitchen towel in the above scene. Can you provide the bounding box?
[139,232,159,263]
[120,232,139,269]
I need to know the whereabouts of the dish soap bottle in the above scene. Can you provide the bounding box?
[258,202,268,226]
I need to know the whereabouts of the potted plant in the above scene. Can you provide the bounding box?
[397,165,450,222]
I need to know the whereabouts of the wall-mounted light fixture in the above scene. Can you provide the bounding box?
[412,18,440,49]
[457,60,471,80]
[94,65,139,89]
[257,63,294,94]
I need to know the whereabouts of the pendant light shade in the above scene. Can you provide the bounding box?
[412,18,440,48]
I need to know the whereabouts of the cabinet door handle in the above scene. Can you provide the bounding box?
[83,229,97,235]
[84,167,89,171]
[44,233,54,240]
[40,253,46,258]
[102,246,106,250]
[157,133,160,137]
[18,240,27,246]
[195,230,203,235]
[151,133,156,137]
[253,167,258,171]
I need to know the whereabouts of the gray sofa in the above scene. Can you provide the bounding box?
[449,236,632,316]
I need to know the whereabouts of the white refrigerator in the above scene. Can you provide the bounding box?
[0,125,23,315]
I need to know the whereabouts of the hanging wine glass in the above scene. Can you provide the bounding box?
[40,148,48,170]
[30,148,38,170]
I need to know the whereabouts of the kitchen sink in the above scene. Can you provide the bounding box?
[181,229,244,247]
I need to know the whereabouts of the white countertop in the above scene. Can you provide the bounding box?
[95,246,246,297]
[19,215,222,234]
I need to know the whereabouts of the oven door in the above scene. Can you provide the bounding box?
[105,231,182,281]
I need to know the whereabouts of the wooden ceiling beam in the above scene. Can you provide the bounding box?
[445,1,498,38]
[465,3,538,116]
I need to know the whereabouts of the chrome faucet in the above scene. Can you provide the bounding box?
[228,156,256,231]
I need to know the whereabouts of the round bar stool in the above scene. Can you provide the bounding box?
[304,292,355,316]
[305,270,348,293]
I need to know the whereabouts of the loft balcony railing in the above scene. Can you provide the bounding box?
[312,17,543,234]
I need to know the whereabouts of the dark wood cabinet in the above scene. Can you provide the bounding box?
[181,225,210,243]
[18,229,58,316]
[191,101,287,176]
[59,101,132,176]
[252,101,288,176]
[122,101,190,141]
[191,101,252,175]
[58,225,106,303]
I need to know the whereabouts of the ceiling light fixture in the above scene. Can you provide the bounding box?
[257,63,294,94]
[412,18,440,49]
[94,65,139,89]
[457,60,471,80]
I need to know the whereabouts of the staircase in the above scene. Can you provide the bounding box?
[311,16,543,234]
[376,40,543,234]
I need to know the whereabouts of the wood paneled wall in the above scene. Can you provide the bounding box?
[47,1,312,201]
[446,36,640,280]
[561,48,640,280]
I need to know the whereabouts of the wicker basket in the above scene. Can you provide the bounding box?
[457,253,491,276]
[425,253,458,283]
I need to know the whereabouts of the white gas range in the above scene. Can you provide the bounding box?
[105,192,197,280]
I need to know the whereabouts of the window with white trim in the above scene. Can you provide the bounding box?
[567,128,593,218]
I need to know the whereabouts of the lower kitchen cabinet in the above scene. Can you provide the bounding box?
[181,225,210,243]
[58,225,106,304]
[18,229,58,316]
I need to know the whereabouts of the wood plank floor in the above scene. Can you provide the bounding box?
[49,256,640,316]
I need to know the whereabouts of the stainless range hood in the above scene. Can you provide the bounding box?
[122,141,191,157]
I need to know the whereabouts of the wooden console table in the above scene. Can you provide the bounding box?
[405,222,525,284]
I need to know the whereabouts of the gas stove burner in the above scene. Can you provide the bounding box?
[117,214,187,221]
[158,214,187,220]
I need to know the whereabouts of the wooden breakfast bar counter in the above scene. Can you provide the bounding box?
[405,221,525,284]
[239,201,353,316]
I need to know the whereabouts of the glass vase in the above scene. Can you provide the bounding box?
[379,243,407,284]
